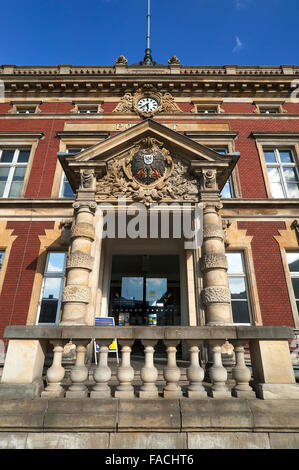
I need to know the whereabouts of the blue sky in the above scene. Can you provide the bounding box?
[1,0,298,66]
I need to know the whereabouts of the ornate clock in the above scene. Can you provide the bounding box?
[137,97,159,113]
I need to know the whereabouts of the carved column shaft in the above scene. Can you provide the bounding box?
[61,179,97,324]
[200,169,232,326]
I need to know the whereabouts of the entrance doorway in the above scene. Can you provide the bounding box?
[109,254,181,326]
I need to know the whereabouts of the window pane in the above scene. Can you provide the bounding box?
[8,167,26,197]
[229,278,248,299]
[270,182,284,198]
[291,278,299,300]
[38,277,62,324]
[227,253,243,274]
[286,183,299,198]
[121,277,144,301]
[231,301,251,323]
[62,180,74,198]
[287,253,299,272]
[221,180,232,198]
[0,167,10,197]
[0,251,4,270]
[17,150,30,163]
[46,252,66,273]
[1,150,14,163]
[279,150,294,164]
[264,151,276,163]
[267,167,281,182]
[283,167,298,182]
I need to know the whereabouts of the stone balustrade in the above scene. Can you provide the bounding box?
[1,325,299,401]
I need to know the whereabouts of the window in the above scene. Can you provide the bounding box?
[0,148,30,197]
[212,148,235,198]
[227,252,251,324]
[264,148,299,198]
[259,107,280,114]
[37,252,67,324]
[0,251,4,271]
[78,106,98,114]
[59,147,86,198]
[286,252,299,316]
[16,106,36,114]
[197,106,218,114]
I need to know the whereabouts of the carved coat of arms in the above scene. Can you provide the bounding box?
[123,137,173,188]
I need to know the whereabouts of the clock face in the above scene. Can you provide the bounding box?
[137,97,159,112]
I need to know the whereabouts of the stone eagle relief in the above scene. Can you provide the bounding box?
[96,137,199,206]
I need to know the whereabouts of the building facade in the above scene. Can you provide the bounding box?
[0,60,299,340]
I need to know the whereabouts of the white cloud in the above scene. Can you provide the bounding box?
[235,0,251,9]
[233,36,243,53]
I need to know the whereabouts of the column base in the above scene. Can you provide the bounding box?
[187,390,208,399]
[255,383,299,400]
[163,389,183,398]
[139,390,159,399]
[115,390,135,399]
[90,390,111,399]
[231,389,256,399]
[41,386,65,399]
[65,389,88,399]
[208,388,231,399]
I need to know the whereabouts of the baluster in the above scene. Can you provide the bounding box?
[139,340,158,399]
[66,340,89,398]
[41,340,66,398]
[208,340,231,398]
[186,340,207,398]
[90,341,112,398]
[163,340,182,398]
[115,340,135,398]
[231,340,255,398]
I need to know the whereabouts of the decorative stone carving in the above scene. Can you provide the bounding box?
[201,253,228,271]
[73,201,97,214]
[168,55,180,65]
[115,54,128,65]
[291,220,299,242]
[202,286,231,305]
[113,92,134,113]
[202,169,218,191]
[113,85,182,116]
[162,93,182,113]
[80,169,95,190]
[203,224,224,240]
[96,146,199,206]
[66,251,94,271]
[62,285,90,304]
[71,223,95,240]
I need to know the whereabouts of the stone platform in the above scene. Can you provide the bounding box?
[0,398,299,449]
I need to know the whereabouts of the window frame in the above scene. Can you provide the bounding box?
[285,251,299,325]
[211,147,236,198]
[0,134,40,198]
[227,251,252,325]
[0,148,31,198]
[36,251,67,325]
[258,143,299,199]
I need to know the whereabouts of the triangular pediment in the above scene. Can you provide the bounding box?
[59,119,238,197]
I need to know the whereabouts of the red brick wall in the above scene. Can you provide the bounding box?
[0,222,54,346]
[238,221,295,327]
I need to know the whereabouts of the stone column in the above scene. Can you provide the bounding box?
[91,341,112,398]
[41,340,66,398]
[139,340,159,399]
[200,169,232,326]
[61,169,97,325]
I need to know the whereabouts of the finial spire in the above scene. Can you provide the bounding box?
[143,0,154,66]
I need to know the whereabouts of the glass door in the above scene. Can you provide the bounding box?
[109,255,181,326]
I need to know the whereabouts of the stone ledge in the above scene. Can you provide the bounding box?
[0,398,299,435]
[3,325,294,341]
